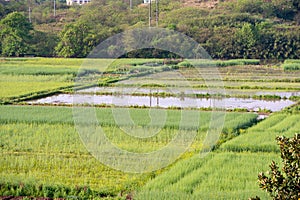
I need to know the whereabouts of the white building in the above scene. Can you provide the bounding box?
[66,0,91,6]
[143,0,155,4]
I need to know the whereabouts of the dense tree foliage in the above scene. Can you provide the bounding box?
[0,0,299,59]
[251,134,300,200]
[30,31,58,57]
[55,22,95,57]
[0,12,33,56]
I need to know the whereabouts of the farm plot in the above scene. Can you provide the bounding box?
[0,75,73,100]
[0,105,257,198]
[0,58,158,76]
[0,58,84,76]
[1,58,299,199]
[0,58,156,104]
[137,105,300,199]
[0,58,80,103]
[137,152,279,200]
[220,112,300,153]
[116,64,300,91]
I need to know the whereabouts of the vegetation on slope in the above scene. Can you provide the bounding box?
[0,0,299,59]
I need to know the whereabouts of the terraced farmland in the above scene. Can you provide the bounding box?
[0,105,258,198]
[0,58,299,199]
[137,105,300,199]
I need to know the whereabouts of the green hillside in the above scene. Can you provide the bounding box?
[0,0,299,59]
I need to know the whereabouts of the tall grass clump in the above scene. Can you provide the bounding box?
[217,59,260,67]
[178,59,260,68]
[282,63,300,71]
[0,180,116,199]
[282,59,300,71]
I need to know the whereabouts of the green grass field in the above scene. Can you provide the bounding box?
[220,113,300,153]
[0,75,72,98]
[0,58,80,102]
[137,105,300,199]
[1,58,300,104]
[0,58,299,199]
[117,64,300,90]
[0,58,164,103]
[0,105,258,198]
[137,152,279,199]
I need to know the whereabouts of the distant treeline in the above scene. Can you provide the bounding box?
[0,0,299,59]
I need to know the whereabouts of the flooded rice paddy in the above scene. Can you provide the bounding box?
[27,87,298,112]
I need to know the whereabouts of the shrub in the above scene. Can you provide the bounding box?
[178,61,193,68]
[250,134,300,200]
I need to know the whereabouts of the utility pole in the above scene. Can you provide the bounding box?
[155,0,159,27]
[149,0,152,28]
[130,0,132,10]
[53,0,56,17]
[28,6,31,23]
[148,0,159,28]
[28,0,32,23]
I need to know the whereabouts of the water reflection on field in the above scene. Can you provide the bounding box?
[79,87,300,98]
[27,87,297,112]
